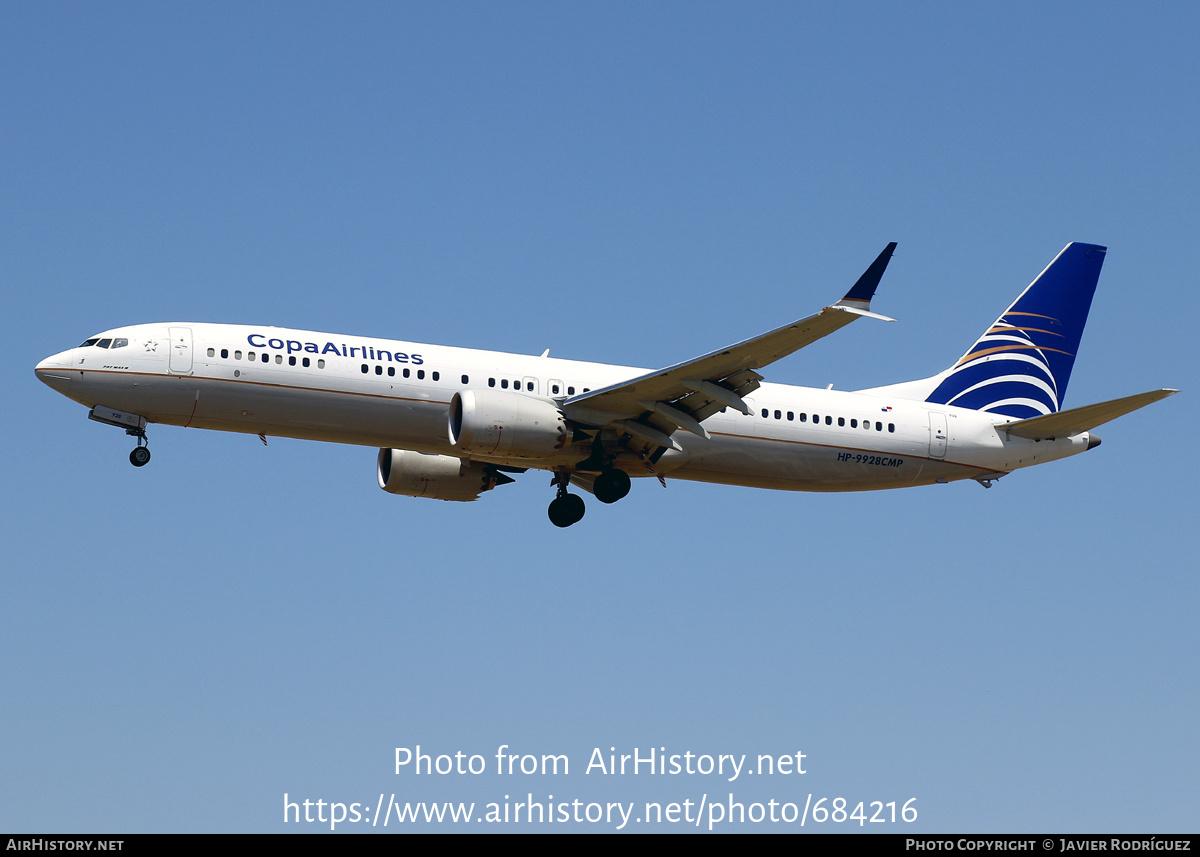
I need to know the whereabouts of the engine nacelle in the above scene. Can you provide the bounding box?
[448,389,569,460]
[377,449,504,502]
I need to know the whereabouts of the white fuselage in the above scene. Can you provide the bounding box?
[35,322,1092,491]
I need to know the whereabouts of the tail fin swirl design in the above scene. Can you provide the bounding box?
[924,243,1106,418]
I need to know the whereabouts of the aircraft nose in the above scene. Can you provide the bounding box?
[35,351,74,394]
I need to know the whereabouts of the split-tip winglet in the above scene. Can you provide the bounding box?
[834,241,897,319]
[840,241,897,305]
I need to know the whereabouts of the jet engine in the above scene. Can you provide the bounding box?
[377,449,511,502]
[448,389,569,459]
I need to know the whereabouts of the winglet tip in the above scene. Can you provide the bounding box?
[839,241,898,305]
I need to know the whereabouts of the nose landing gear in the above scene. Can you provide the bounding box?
[129,436,151,467]
[87,406,153,467]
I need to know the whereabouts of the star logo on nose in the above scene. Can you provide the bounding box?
[143,340,157,352]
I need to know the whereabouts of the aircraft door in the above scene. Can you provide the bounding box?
[168,327,193,374]
[928,411,948,459]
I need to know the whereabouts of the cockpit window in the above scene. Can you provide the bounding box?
[97,339,113,348]
[79,338,100,347]
[111,338,128,348]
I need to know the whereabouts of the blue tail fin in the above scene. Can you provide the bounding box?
[923,242,1107,418]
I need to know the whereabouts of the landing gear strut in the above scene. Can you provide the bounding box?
[547,471,585,528]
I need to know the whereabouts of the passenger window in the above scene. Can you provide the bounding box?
[502,379,509,389]
[207,348,215,357]
[417,369,425,380]
[552,384,560,394]
[289,356,297,366]
[761,409,768,418]
[387,366,394,376]
[317,359,325,369]
[799,413,807,422]
[850,419,857,428]
[248,352,255,360]
[403,368,410,378]
[303,357,310,367]
[888,423,895,433]
[261,353,269,363]
[838,417,845,427]
[374,365,382,375]
[275,355,283,364]
[787,412,794,421]
[774,410,782,420]
[489,378,496,387]
[433,371,440,381]
[234,350,242,360]
[221,348,229,359]
[568,386,575,395]
[361,364,368,374]
[876,421,882,430]
[825,416,832,425]
[462,375,469,384]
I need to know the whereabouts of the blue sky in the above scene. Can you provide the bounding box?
[3,3,1197,832]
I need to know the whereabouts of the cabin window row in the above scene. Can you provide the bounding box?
[759,408,895,433]
[487,379,592,395]
[208,347,326,369]
[361,363,441,381]
[489,377,535,391]
[351,368,592,394]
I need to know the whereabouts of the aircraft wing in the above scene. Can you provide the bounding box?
[562,243,897,446]
[1001,389,1178,440]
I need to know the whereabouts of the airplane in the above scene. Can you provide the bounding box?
[35,242,1176,527]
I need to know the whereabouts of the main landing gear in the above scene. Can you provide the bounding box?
[548,471,585,528]
[592,468,631,504]
[547,467,633,527]
[548,491,585,528]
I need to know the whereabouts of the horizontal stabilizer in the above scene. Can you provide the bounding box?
[1002,389,1178,440]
